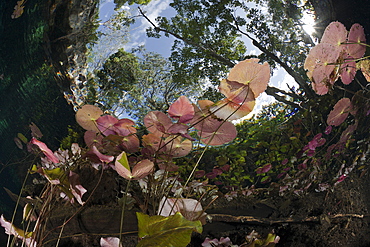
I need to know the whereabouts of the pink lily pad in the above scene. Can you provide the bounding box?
[76,105,103,132]
[320,21,347,48]
[346,23,366,59]
[96,115,119,136]
[219,79,255,104]
[340,55,356,85]
[163,136,192,157]
[144,111,172,137]
[168,96,195,123]
[198,121,237,146]
[227,59,270,98]
[327,98,351,126]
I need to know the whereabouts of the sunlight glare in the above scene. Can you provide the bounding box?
[301,11,316,36]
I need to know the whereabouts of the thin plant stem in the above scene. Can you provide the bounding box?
[119,178,131,244]
[7,162,33,247]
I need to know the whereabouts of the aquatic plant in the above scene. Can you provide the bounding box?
[1,20,370,247]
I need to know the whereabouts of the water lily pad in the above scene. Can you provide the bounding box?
[327,98,351,126]
[76,105,103,132]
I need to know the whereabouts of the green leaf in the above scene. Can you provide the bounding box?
[136,212,202,247]
[117,151,130,171]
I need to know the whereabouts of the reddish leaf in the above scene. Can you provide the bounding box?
[339,123,357,143]
[114,118,137,136]
[96,115,119,136]
[327,98,351,126]
[86,145,114,163]
[164,136,192,157]
[144,111,172,136]
[219,79,255,104]
[69,171,87,205]
[168,96,195,123]
[320,21,347,48]
[191,101,222,133]
[198,121,237,146]
[29,122,43,139]
[340,55,356,85]
[346,23,366,59]
[311,44,341,84]
[131,159,154,179]
[358,59,370,82]
[120,134,140,153]
[227,58,270,98]
[84,131,103,149]
[30,138,59,163]
[142,133,165,154]
[115,152,154,180]
[76,105,103,132]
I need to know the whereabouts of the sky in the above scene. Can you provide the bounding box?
[92,0,314,119]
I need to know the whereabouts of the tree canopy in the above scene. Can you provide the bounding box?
[87,47,202,121]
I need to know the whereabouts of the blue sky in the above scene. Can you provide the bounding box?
[93,0,301,119]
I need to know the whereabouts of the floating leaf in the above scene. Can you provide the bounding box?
[114,118,137,136]
[120,134,140,153]
[311,44,340,83]
[227,59,270,98]
[142,133,165,154]
[30,138,59,163]
[14,137,23,149]
[96,115,119,136]
[219,79,255,104]
[164,136,192,157]
[144,111,172,136]
[136,212,202,247]
[131,159,154,179]
[340,55,356,85]
[69,171,87,205]
[327,98,351,126]
[191,101,222,132]
[168,96,194,123]
[346,23,366,59]
[320,21,347,48]
[198,121,237,146]
[76,105,103,132]
[84,131,103,149]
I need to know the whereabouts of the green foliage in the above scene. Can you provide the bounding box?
[137,212,202,247]
[114,0,151,10]
[145,0,313,102]
[87,47,202,121]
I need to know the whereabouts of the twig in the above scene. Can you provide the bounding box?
[207,213,369,225]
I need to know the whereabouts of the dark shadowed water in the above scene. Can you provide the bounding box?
[0,0,77,245]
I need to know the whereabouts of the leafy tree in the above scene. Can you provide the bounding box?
[139,0,316,107]
[87,47,202,121]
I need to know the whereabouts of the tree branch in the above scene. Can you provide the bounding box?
[138,7,235,67]
[138,7,308,107]
[231,16,315,98]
